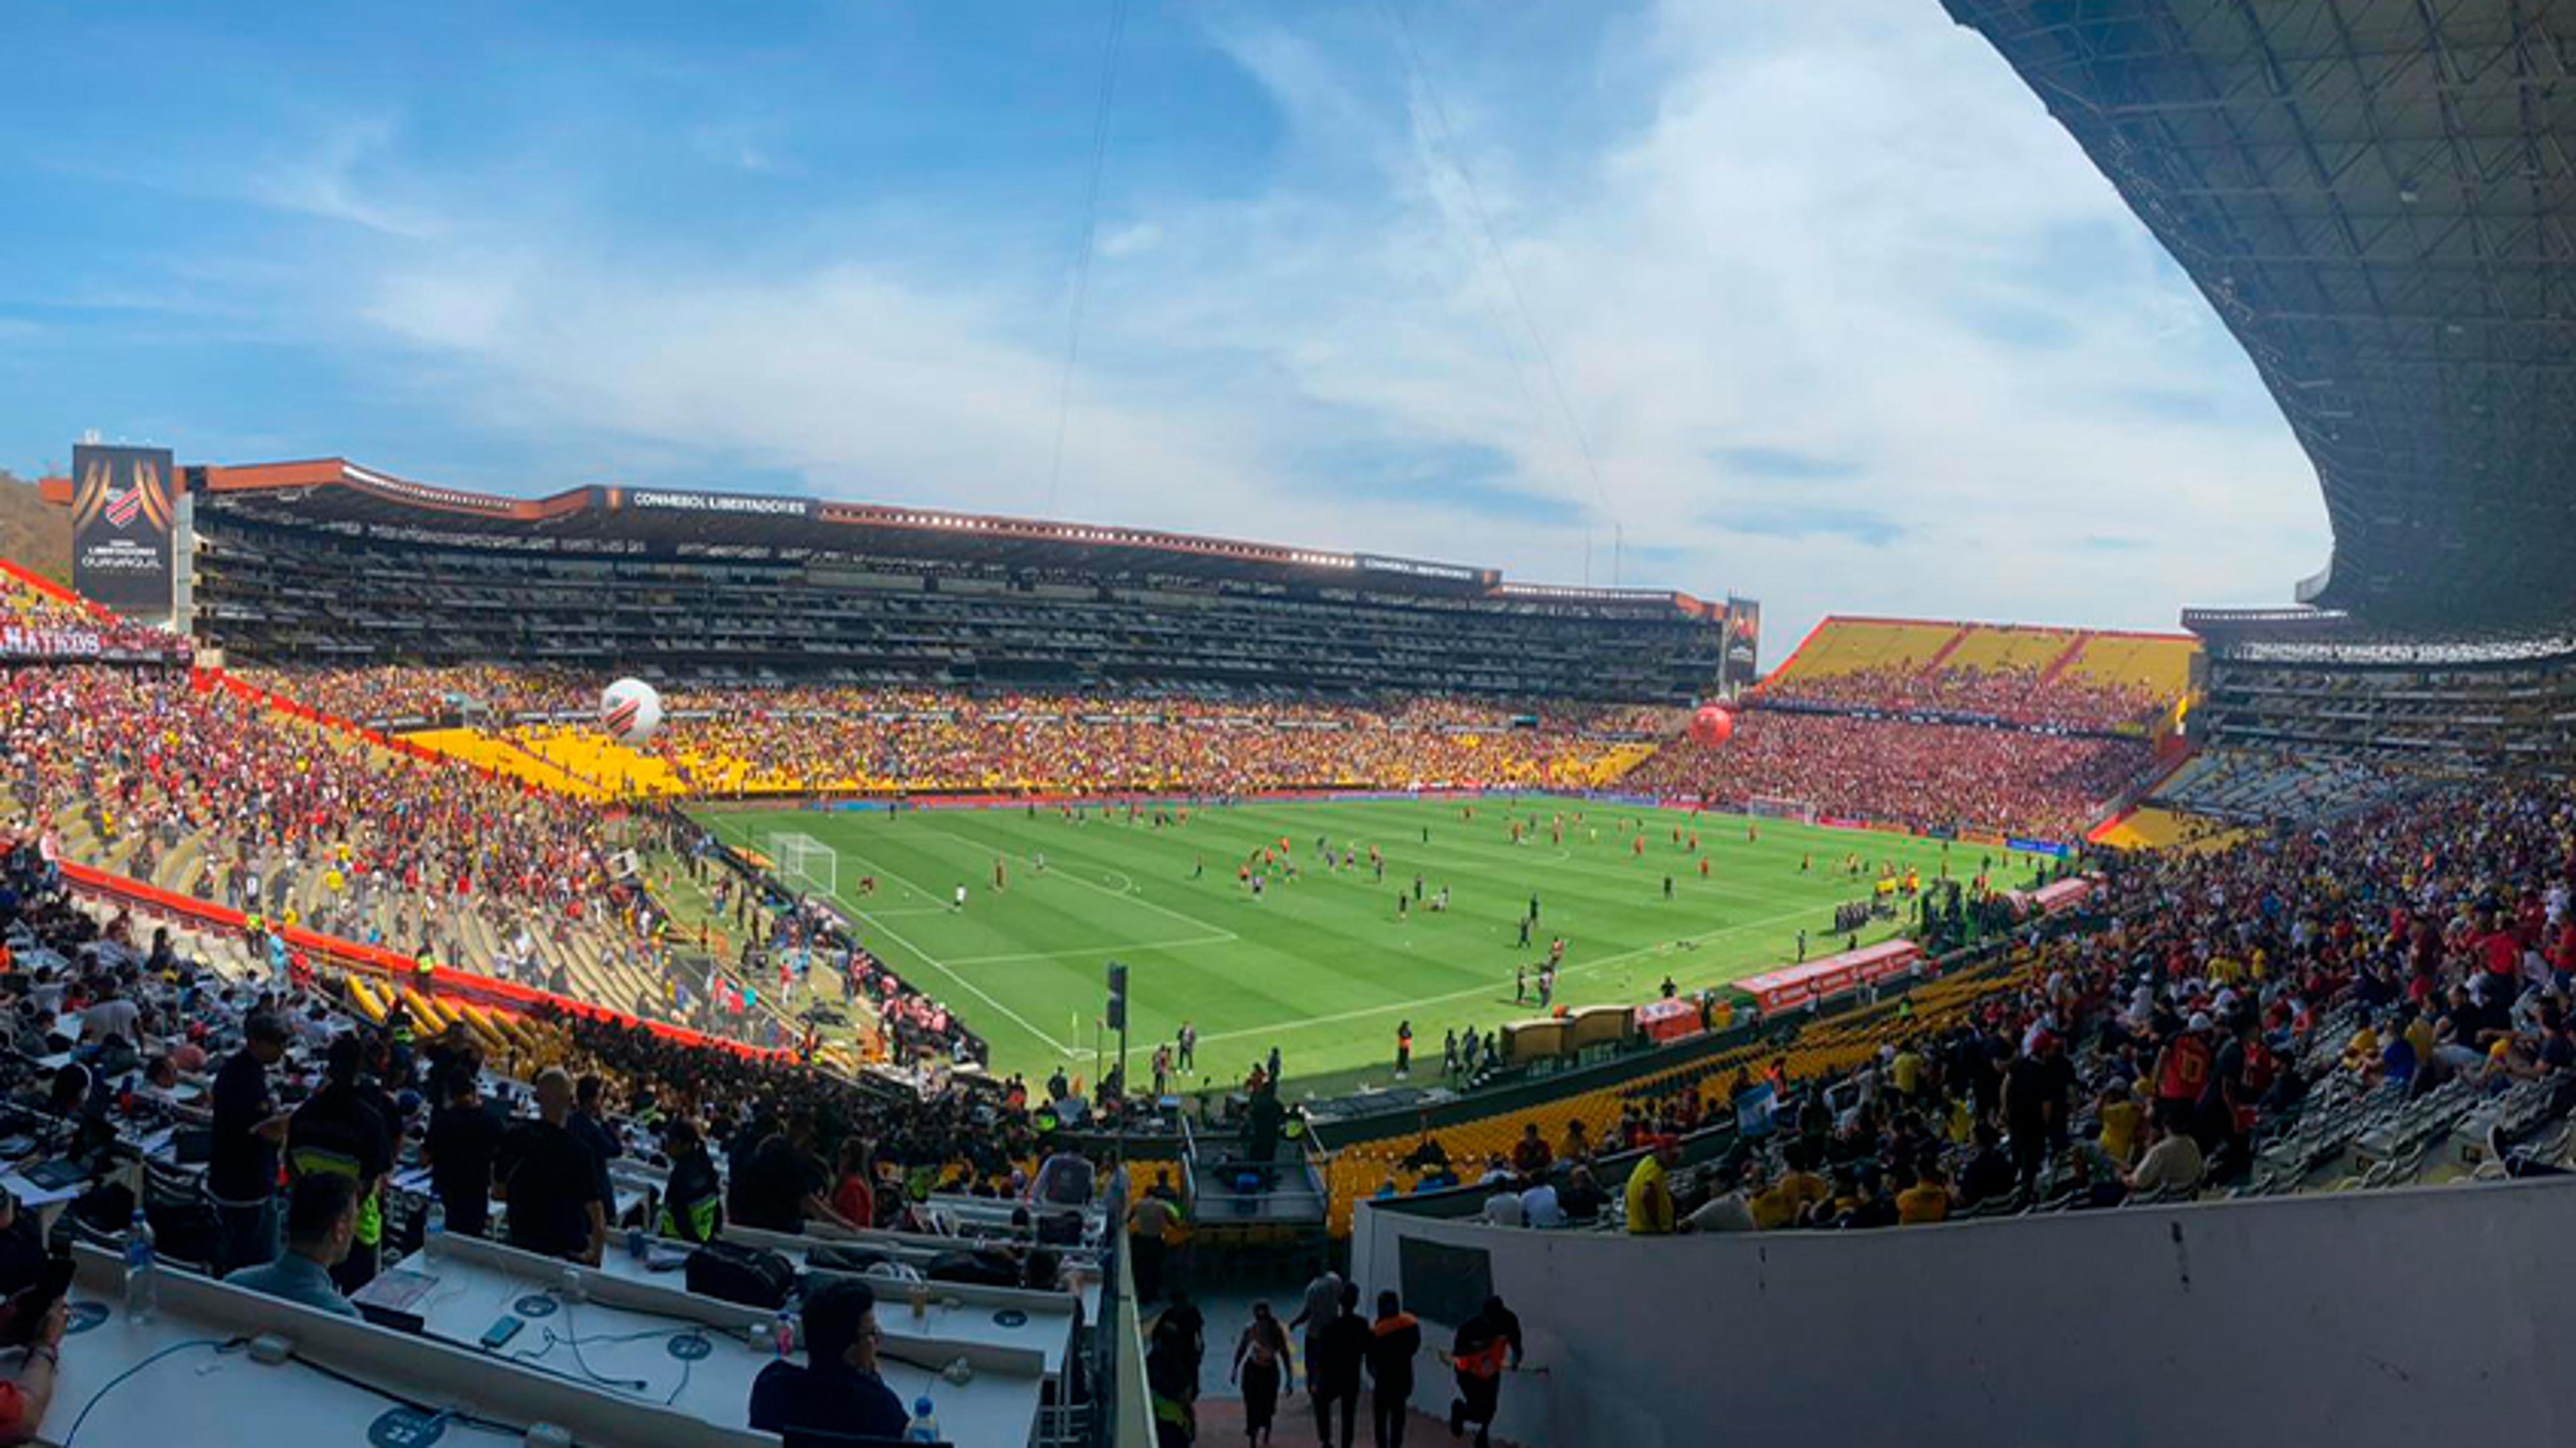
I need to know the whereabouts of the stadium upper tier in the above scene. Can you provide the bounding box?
[164,459,1732,701]
[1951,0,2576,629]
[1763,615,2196,731]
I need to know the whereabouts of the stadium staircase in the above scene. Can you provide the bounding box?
[1191,1399,1525,1448]
[2062,631,2196,701]
[1768,617,1965,683]
[1179,1115,1331,1250]
[1915,622,1974,674]
[1941,622,2074,675]
[72,678,747,1041]
[2034,629,2095,688]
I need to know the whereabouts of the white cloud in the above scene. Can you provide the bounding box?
[343,0,2326,655]
[248,117,438,239]
[1097,222,1163,259]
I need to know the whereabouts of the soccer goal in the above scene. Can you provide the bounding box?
[1746,795,1821,825]
[765,831,839,898]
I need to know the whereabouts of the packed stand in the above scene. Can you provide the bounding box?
[1624,710,2151,841]
[0,666,639,971]
[1491,776,2576,1237]
[0,570,186,660]
[0,831,1093,1445]
[1760,661,2163,732]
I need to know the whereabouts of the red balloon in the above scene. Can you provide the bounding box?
[1688,704,1735,747]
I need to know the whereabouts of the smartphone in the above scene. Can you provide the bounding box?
[26,1257,74,1316]
[478,1315,524,1351]
[0,1258,76,1345]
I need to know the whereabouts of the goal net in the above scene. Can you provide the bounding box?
[765,831,839,898]
[1746,795,1820,825]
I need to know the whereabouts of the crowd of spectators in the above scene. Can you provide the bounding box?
[0,574,186,660]
[0,666,635,973]
[1567,774,2576,1235]
[1759,661,2163,731]
[0,818,1106,1442]
[621,688,1644,796]
[1624,710,2151,842]
[235,666,1664,796]
[233,664,582,725]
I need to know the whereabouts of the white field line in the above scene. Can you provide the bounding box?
[924,828,1240,942]
[1190,899,1823,1049]
[798,833,1079,1059]
[939,936,1236,968]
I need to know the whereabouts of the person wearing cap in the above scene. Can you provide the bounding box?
[209,1012,294,1272]
[1624,1136,1680,1235]
[2152,1013,2215,1137]
[747,1278,908,1445]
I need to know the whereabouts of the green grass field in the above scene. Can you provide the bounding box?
[693,796,2026,1097]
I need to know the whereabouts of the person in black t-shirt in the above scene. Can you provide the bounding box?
[423,1070,502,1237]
[288,1035,392,1293]
[568,1076,623,1231]
[733,1116,852,1235]
[747,1278,908,1445]
[209,1013,294,1272]
[494,1069,604,1264]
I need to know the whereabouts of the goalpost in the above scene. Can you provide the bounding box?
[764,831,839,898]
[1745,795,1821,826]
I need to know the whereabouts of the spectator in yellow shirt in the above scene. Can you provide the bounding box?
[1894,1159,1951,1225]
[2094,1083,2145,1168]
[1624,1138,1680,1235]
[1890,1042,1925,1100]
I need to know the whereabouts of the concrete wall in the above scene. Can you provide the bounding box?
[1351,1178,2576,1448]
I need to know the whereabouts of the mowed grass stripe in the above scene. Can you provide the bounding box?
[694,798,2016,1086]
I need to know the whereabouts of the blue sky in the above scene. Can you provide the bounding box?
[0,0,2326,649]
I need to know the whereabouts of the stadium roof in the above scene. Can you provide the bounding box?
[104,457,1723,616]
[1948,0,2576,631]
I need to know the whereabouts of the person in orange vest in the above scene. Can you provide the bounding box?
[1445,1295,1524,1448]
[1364,1290,1421,1448]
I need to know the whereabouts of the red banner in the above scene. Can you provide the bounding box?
[1735,939,1924,1013]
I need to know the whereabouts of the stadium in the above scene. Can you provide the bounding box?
[0,1,2567,1447]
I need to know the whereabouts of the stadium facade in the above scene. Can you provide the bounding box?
[47,457,1756,703]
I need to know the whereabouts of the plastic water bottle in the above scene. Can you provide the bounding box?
[771,1310,795,1358]
[124,1208,158,1323]
[424,1199,446,1243]
[906,1397,938,1443]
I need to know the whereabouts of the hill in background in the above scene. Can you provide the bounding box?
[0,472,70,587]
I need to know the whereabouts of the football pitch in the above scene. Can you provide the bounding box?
[692,796,2023,1096]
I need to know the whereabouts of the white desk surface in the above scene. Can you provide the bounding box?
[593,1235,1083,1378]
[36,1289,405,1448]
[415,1239,1048,1445]
[722,1222,1105,1324]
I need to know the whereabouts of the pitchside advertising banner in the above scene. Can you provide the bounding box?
[70,444,176,615]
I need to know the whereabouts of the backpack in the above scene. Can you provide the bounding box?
[684,1240,796,1309]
